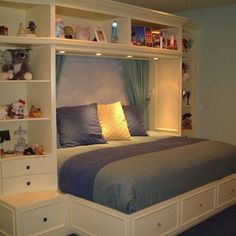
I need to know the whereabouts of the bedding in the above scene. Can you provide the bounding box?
[58,136,236,214]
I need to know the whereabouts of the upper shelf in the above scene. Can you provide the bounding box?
[0,0,187,59]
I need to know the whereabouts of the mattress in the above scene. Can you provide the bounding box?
[58,135,236,214]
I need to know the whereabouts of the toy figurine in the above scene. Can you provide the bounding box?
[17,23,26,36]
[0,25,8,36]
[111,20,118,43]
[55,16,64,38]
[27,21,37,36]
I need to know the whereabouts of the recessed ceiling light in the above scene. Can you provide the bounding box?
[127,55,132,58]
[96,53,102,56]
[153,57,159,60]
[58,50,65,54]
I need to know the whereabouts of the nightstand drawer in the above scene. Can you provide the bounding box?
[182,187,215,225]
[3,173,53,195]
[218,177,236,207]
[21,201,66,236]
[134,203,179,236]
[2,158,53,178]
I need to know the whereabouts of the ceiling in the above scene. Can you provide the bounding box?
[112,0,236,13]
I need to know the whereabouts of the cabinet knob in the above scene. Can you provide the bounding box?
[231,188,235,194]
[43,217,48,222]
[26,181,31,186]
[199,203,203,208]
[26,165,31,170]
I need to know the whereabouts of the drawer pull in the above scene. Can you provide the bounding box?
[199,203,203,208]
[156,222,162,227]
[43,217,48,222]
[231,188,235,194]
[26,181,31,186]
[26,165,31,170]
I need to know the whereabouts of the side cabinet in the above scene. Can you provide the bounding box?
[0,191,67,236]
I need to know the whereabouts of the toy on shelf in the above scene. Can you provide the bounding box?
[27,21,37,36]
[182,112,192,130]
[17,23,26,36]
[55,16,64,38]
[29,105,41,118]
[0,105,8,120]
[14,126,28,153]
[111,20,118,43]
[74,25,91,40]
[23,144,45,156]
[182,38,193,53]
[8,99,26,119]
[0,48,32,80]
[0,25,8,36]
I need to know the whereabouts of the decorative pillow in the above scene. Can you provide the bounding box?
[97,101,132,141]
[57,103,106,147]
[122,105,148,136]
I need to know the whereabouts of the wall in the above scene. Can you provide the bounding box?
[57,56,128,107]
[179,5,236,145]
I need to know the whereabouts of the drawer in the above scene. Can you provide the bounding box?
[2,158,53,178]
[218,177,236,207]
[0,204,14,236]
[182,187,215,225]
[3,173,53,195]
[134,203,179,236]
[21,201,66,236]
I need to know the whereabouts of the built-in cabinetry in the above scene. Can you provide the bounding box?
[0,0,202,235]
[181,22,198,137]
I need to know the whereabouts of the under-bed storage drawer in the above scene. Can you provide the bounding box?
[181,187,216,226]
[218,177,236,207]
[133,202,179,236]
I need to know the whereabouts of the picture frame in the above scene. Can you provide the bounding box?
[94,28,107,42]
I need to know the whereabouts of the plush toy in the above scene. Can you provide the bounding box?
[0,105,8,120]
[0,50,14,80]
[0,48,32,80]
[182,112,192,130]
[8,99,26,119]
[74,25,91,40]
[32,144,46,155]
[29,105,41,118]
[55,16,64,38]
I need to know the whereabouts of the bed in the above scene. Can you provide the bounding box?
[56,103,236,236]
[57,135,236,236]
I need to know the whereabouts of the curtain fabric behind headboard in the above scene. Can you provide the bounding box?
[122,60,150,129]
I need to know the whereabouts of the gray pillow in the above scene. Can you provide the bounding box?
[57,103,106,147]
[122,105,147,136]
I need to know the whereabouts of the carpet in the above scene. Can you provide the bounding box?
[179,204,236,236]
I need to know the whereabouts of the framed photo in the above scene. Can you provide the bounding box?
[131,26,145,46]
[95,28,107,42]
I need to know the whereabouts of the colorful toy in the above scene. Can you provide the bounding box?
[32,144,46,155]
[55,16,64,38]
[8,99,26,119]
[182,112,192,130]
[27,21,37,36]
[74,25,91,40]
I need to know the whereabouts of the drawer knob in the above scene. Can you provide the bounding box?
[199,203,203,208]
[26,181,31,186]
[43,217,48,222]
[156,222,162,227]
[26,165,31,170]
[231,189,235,194]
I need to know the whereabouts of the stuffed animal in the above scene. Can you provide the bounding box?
[182,112,192,130]
[32,144,46,155]
[29,105,41,118]
[0,105,8,120]
[8,99,26,119]
[0,48,32,80]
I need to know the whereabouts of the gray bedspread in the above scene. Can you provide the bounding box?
[60,138,236,214]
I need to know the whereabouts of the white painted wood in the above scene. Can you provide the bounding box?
[181,186,216,226]
[133,202,179,236]
[217,175,236,208]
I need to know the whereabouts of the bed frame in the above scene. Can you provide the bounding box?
[66,173,236,236]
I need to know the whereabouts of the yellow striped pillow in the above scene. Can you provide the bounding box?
[97,101,132,141]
